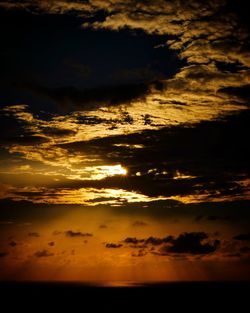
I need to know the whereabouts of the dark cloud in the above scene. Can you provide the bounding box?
[162,232,220,255]
[132,221,148,227]
[105,243,123,248]
[123,232,220,255]
[225,253,242,258]
[65,230,93,237]
[145,236,173,246]
[124,236,172,246]
[218,85,250,102]
[0,252,8,258]
[112,67,165,84]
[124,237,145,245]
[0,136,49,146]
[233,233,250,241]
[52,231,62,236]
[34,250,54,257]
[26,82,154,111]
[9,241,17,247]
[195,215,230,222]
[240,247,250,253]
[48,242,55,246]
[41,127,76,137]
[28,232,40,237]
[132,249,147,257]
[99,224,108,229]
[194,215,204,222]
[207,216,230,221]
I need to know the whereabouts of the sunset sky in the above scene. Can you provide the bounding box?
[0,0,250,283]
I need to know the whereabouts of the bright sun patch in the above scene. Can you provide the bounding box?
[102,164,127,176]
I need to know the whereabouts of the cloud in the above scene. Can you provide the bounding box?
[218,85,250,102]
[51,109,250,204]
[122,232,220,255]
[0,135,49,147]
[65,230,93,237]
[26,82,153,111]
[0,0,92,14]
[1,0,249,114]
[28,232,40,237]
[161,232,220,255]
[9,241,17,247]
[99,224,108,229]
[124,236,172,246]
[41,127,76,137]
[52,231,62,236]
[0,252,8,258]
[124,237,145,245]
[240,247,250,253]
[207,216,230,221]
[1,98,249,195]
[0,184,170,205]
[48,241,55,246]
[0,1,249,233]
[132,249,147,257]
[233,233,250,241]
[132,220,148,227]
[105,243,123,248]
[34,250,54,257]
[195,215,230,222]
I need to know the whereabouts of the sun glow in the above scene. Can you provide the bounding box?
[83,164,128,180]
[105,164,127,176]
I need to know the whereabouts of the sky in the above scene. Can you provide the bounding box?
[0,0,249,283]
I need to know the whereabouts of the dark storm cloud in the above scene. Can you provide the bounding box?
[34,249,54,257]
[26,82,153,111]
[0,135,49,146]
[65,230,93,237]
[233,233,250,241]
[105,243,123,248]
[48,241,55,246]
[28,232,40,237]
[1,0,249,110]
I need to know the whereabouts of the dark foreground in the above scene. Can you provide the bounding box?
[0,281,249,311]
